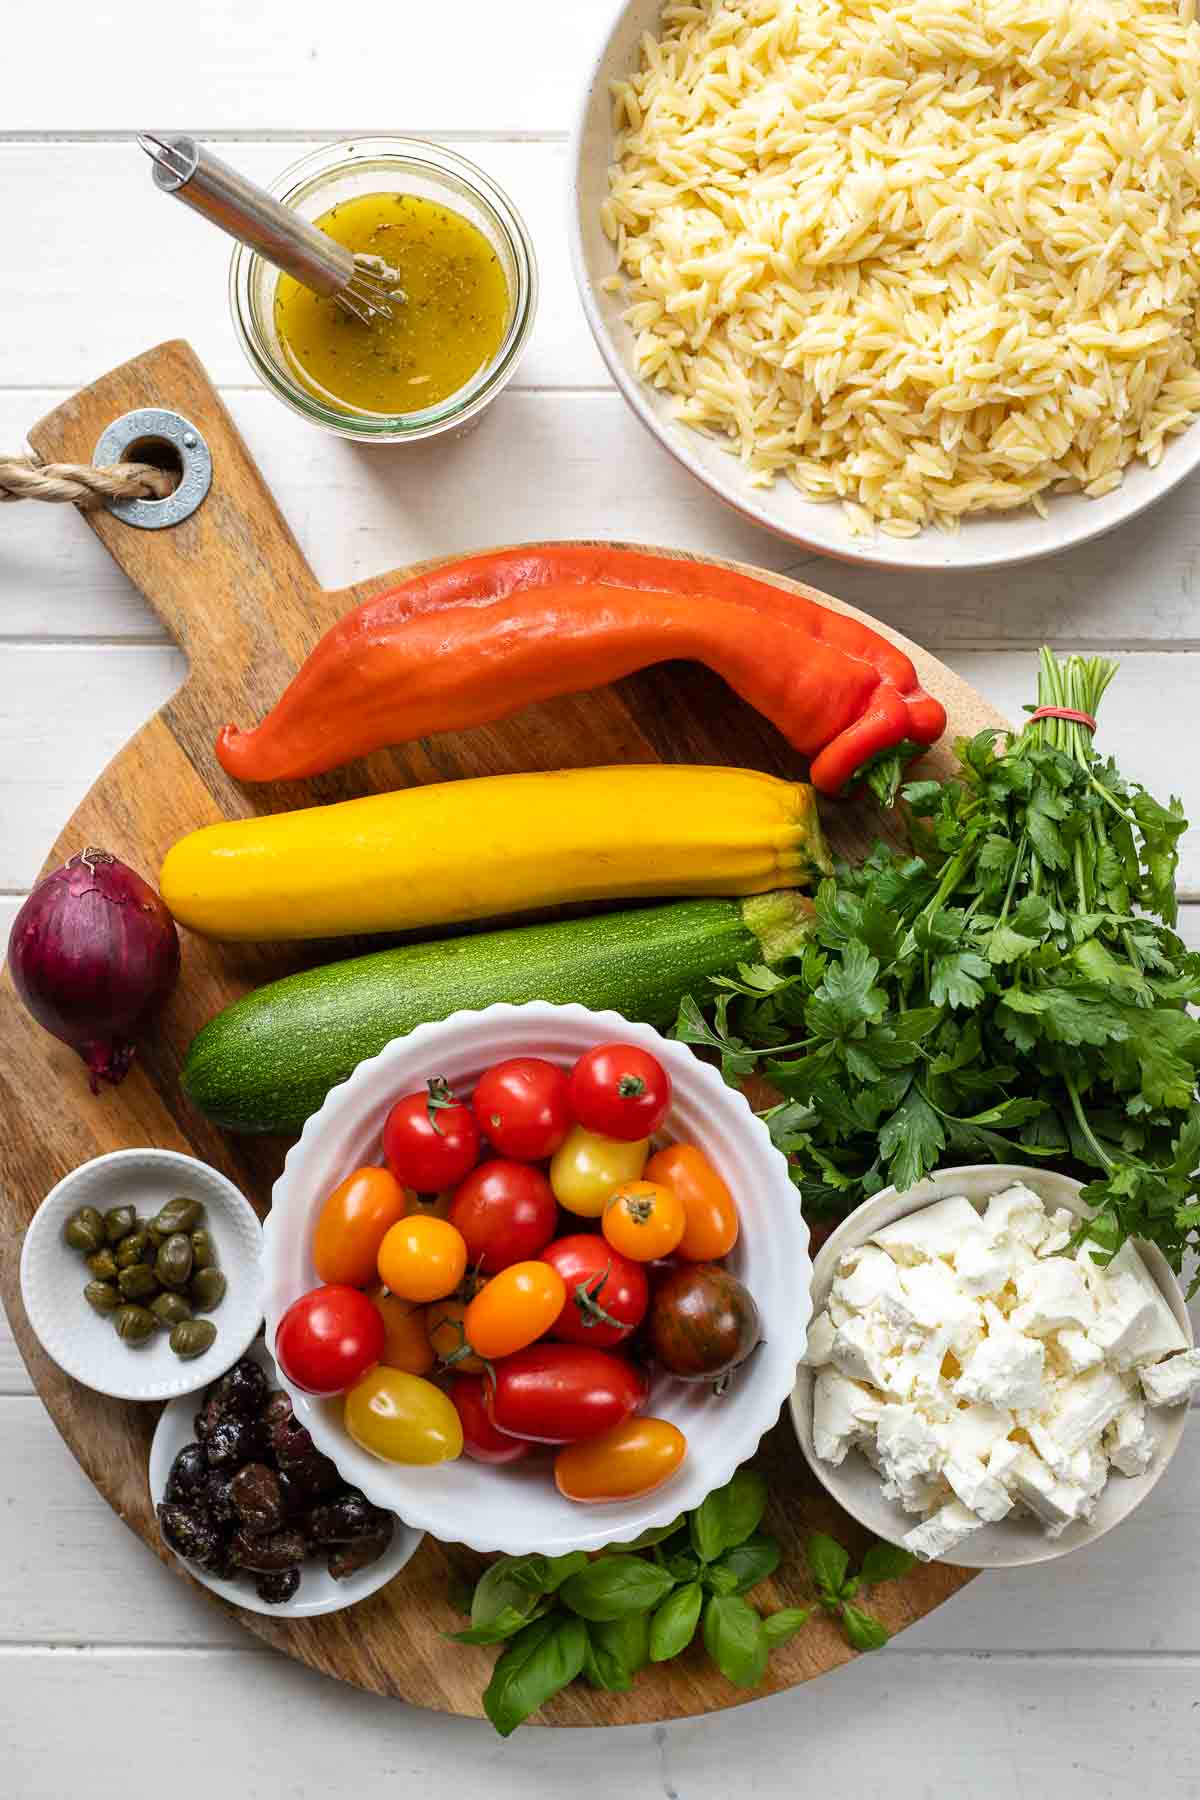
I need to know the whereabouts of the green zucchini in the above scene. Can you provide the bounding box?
[182,892,812,1135]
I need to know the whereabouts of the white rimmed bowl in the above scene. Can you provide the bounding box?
[569,0,1200,573]
[20,1148,263,1402]
[263,1002,811,1555]
[790,1166,1193,1567]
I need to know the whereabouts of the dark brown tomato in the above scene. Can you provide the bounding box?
[647,1263,761,1384]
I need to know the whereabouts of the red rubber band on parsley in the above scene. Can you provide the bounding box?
[1028,706,1097,731]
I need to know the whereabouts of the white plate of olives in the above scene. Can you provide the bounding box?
[149,1340,423,1615]
[20,1148,263,1401]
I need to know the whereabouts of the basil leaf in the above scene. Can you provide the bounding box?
[859,1542,916,1586]
[665,1549,701,1583]
[841,1603,890,1653]
[466,1552,589,1636]
[711,1533,781,1596]
[762,1607,811,1648]
[702,1594,769,1689]
[559,1555,675,1622]
[805,1532,851,1597]
[649,1581,703,1662]
[689,1468,768,1563]
[448,1598,553,1645]
[703,1562,739,1596]
[582,1612,651,1691]
[602,1516,685,1555]
[482,1613,588,1737]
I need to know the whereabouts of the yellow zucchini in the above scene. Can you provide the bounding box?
[160,764,830,942]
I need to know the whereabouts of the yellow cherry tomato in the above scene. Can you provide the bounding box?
[377,1215,468,1303]
[426,1278,488,1373]
[550,1125,649,1218]
[602,1180,686,1262]
[369,1283,435,1375]
[344,1366,463,1465]
[464,1260,567,1360]
[555,1416,687,1502]
[644,1143,739,1261]
[313,1165,410,1287]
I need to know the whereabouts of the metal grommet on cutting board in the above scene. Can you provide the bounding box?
[92,408,212,529]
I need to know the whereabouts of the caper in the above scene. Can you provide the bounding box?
[103,1204,136,1245]
[150,1291,193,1327]
[118,1263,160,1302]
[170,1319,217,1361]
[190,1267,227,1313]
[156,1232,194,1290]
[152,1197,202,1239]
[84,1279,120,1315]
[86,1247,119,1281]
[113,1304,157,1345]
[64,1206,106,1254]
[116,1229,151,1269]
[190,1228,215,1271]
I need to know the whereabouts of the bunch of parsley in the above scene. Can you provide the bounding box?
[676,650,1200,1273]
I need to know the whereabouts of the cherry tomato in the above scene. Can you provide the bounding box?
[464,1260,567,1359]
[377,1215,468,1303]
[602,1180,686,1262]
[472,1057,571,1160]
[541,1234,649,1348]
[486,1344,646,1444]
[369,1283,435,1375]
[569,1042,672,1141]
[449,1160,557,1272]
[383,1079,481,1192]
[344,1366,462,1465]
[275,1283,385,1396]
[450,1373,536,1465]
[550,1124,649,1217]
[555,1417,687,1502]
[648,1262,761,1383]
[426,1280,487,1373]
[644,1143,739,1261]
[312,1165,410,1287]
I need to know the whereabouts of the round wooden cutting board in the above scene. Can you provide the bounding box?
[0,342,1006,1724]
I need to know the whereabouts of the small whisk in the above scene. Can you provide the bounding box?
[137,132,404,324]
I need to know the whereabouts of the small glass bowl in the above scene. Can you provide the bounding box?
[229,138,538,442]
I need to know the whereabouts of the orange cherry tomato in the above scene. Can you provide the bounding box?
[601,1180,686,1262]
[464,1260,567,1360]
[426,1278,488,1374]
[554,1416,687,1502]
[377,1215,468,1303]
[644,1144,739,1261]
[313,1166,410,1287]
[369,1283,435,1375]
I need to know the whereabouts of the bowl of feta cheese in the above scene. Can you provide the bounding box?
[791,1167,1197,1566]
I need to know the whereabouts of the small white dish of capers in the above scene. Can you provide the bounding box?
[20,1148,263,1401]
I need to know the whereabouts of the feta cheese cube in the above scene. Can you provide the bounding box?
[1037,1364,1130,1455]
[903,1500,984,1562]
[833,1245,907,1313]
[1139,1347,1200,1408]
[1104,1400,1154,1476]
[830,1313,899,1391]
[1037,1208,1076,1257]
[812,1368,884,1466]
[939,1403,1014,1462]
[1010,1258,1095,1337]
[887,1325,955,1403]
[803,1308,837,1368]
[1055,1328,1104,1375]
[1006,1446,1095,1536]
[986,1438,1021,1487]
[983,1183,1050,1250]
[871,1195,987,1266]
[899,1260,982,1354]
[1085,1241,1189,1371]
[955,1308,1045,1411]
[944,1448,1014,1522]
[876,1403,946,1512]
[953,1233,1013,1298]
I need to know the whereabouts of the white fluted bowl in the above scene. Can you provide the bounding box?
[263,1003,811,1555]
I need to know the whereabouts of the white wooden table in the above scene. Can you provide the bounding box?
[3,7,1200,1793]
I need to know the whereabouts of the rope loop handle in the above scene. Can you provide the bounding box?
[0,453,175,507]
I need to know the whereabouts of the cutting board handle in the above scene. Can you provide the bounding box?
[28,341,323,689]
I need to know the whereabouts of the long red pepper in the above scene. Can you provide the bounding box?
[217,544,945,793]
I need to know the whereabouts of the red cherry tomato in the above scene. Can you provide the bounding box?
[541,1234,649,1348]
[275,1283,385,1396]
[449,1160,558,1272]
[450,1373,536,1465]
[383,1079,481,1192]
[472,1057,571,1160]
[486,1344,647,1444]
[568,1043,672,1141]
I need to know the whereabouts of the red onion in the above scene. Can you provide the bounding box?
[8,847,180,1091]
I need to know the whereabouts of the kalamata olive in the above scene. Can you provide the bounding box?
[306,1493,393,1544]
[647,1263,762,1386]
[118,1263,160,1302]
[156,1232,194,1290]
[194,1394,223,1440]
[204,1471,239,1525]
[190,1228,215,1271]
[204,1417,265,1470]
[255,1566,301,1605]
[116,1229,152,1269]
[230,1463,285,1535]
[151,1291,193,1327]
[275,1469,309,1518]
[171,1319,217,1360]
[84,1279,120,1315]
[262,1390,294,1432]
[190,1268,227,1312]
[103,1204,136,1245]
[229,1525,307,1572]
[152,1196,203,1240]
[164,1443,211,1504]
[113,1303,157,1345]
[86,1247,119,1281]
[328,1523,393,1580]
[64,1206,105,1254]
[207,1359,267,1420]
[157,1502,228,1572]
[270,1414,316,1469]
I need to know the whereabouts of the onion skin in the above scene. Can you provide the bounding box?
[8,848,180,1091]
